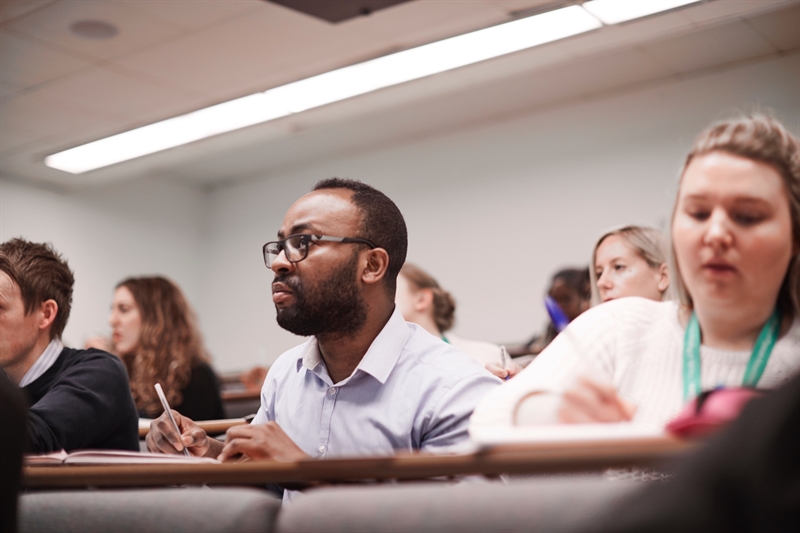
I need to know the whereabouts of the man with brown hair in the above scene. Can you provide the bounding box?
[0,238,138,453]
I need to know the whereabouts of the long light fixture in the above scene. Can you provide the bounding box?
[45,1,701,174]
[582,0,702,25]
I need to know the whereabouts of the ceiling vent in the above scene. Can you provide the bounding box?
[267,0,412,23]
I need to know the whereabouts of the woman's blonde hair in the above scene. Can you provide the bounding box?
[590,226,669,306]
[400,263,456,333]
[670,114,800,317]
[117,276,210,417]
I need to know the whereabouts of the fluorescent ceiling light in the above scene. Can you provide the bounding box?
[46,5,600,174]
[582,0,702,25]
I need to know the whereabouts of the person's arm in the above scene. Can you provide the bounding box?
[217,422,310,462]
[27,350,137,453]
[470,305,621,431]
[419,370,502,452]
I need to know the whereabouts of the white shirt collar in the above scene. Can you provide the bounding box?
[298,307,411,385]
[19,338,64,387]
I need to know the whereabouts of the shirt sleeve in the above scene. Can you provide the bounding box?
[251,369,277,425]
[469,304,619,432]
[27,351,138,453]
[419,370,501,453]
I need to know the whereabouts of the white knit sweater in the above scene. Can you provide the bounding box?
[470,297,800,430]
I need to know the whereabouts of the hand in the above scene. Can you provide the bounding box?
[485,361,522,380]
[84,336,113,352]
[218,422,310,463]
[558,376,637,423]
[146,410,219,457]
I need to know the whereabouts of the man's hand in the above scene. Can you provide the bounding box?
[218,422,311,463]
[485,361,522,380]
[558,376,637,423]
[145,410,221,458]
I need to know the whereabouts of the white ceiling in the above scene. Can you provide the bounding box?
[1,0,798,190]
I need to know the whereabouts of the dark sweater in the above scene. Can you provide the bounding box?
[166,362,225,421]
[23,347,139,453]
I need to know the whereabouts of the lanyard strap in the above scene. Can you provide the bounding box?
[682,309,781,401]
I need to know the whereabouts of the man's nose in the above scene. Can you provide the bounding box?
[270,248,294,275]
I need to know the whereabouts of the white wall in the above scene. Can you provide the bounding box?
[0,177,208,350]
[201,53,800,371]
[2,52,798,373]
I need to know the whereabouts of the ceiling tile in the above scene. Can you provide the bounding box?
[0,91,117,138]
[31,65,196,122]
[0,29,93,88]
[641,21,777,75]
[4,0,185,61]
[0,121,44,152]
[344,0,504,50]
[678,0,789,25]
[125,0,263,30]
[0,0,53,23]
[745,3,800,52]
[0,79,23,98]
[114,5,383,97]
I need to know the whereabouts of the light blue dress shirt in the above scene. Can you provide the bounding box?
[252,308,501,460]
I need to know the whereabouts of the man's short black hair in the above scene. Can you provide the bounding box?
[313,178,407,295]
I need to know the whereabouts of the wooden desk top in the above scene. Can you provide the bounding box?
[24,435,692,489]
[138,418,248,439]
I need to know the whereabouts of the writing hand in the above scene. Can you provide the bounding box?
[145,410,218,457]
[558,376,637,423]
[218,422,311,463]
[485,361,522,380]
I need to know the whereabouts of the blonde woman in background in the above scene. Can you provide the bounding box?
[472,114,800,431]
[396,263,506,368]
[592,225,670,306]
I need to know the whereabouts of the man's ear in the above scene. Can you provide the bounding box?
[38,299,58,334]
[361,248,389,286]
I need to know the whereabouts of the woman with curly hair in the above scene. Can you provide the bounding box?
[108,276,224,421]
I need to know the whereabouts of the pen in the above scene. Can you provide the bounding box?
[500,345,511,381]
[155,383,191,457]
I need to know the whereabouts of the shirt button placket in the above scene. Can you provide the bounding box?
[318,386,337,458]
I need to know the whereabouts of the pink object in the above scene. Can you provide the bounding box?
[666,387,763,438]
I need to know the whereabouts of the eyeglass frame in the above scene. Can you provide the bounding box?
[262,233,378,268]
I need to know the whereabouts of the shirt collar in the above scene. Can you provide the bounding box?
[296,307,411,385]
[19,338,64,388]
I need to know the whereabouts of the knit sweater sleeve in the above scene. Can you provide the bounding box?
[469,299,630,431]
[27,349,138,453]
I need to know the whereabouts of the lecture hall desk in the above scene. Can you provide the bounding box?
[24,435,692,489]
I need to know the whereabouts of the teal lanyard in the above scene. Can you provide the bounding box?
[682,309,781,401]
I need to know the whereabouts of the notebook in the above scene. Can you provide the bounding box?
[25,449,220,466]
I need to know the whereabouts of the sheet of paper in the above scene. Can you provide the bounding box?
[470,423,666,448]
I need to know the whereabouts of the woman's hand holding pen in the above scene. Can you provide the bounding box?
[485,361,522,380]
[146,410,222,458]
[558,376,637,423]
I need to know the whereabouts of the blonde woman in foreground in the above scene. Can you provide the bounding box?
[471,115,800,430]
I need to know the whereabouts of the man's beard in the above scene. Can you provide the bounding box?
[274,252,367,337]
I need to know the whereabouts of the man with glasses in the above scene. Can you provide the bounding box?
[147,178,499,497]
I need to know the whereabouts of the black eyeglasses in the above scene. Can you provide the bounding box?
[262,234,377,268]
